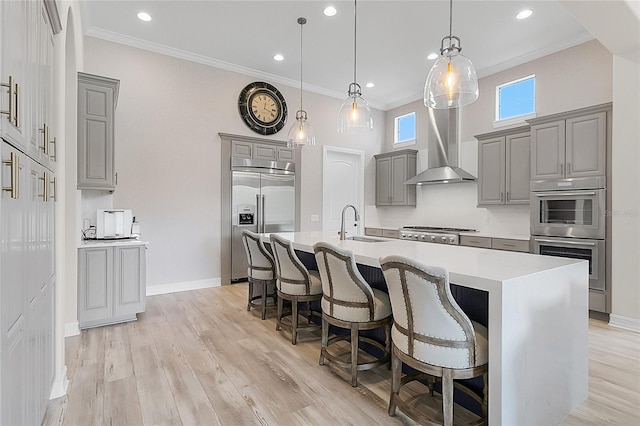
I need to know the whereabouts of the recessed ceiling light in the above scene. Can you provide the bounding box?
[273,54,284,61]
[324,6,337,17]
[427,53,439,60]
[137,12,152,22]
[516,9,533,20]
[366,82,375,88]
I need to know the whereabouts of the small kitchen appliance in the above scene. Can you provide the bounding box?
[399,226,476,245]
[96,209,133,239]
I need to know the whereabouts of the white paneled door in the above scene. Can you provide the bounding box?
[322,146,364,233]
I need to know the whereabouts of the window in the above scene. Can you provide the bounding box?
[394,112,416,144]
[496,75,535,123]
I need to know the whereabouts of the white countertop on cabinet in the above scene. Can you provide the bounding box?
[263,231,588,426]
[459,231,531,241]
[78,239,149,248]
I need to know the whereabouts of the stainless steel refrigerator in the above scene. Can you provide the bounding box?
[231,160,295,281]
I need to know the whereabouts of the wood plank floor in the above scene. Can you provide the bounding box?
[44,284,640,425]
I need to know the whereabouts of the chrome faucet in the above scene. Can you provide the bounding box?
[340,204,360,240]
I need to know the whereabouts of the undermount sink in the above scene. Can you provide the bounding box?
[346,236,387,243]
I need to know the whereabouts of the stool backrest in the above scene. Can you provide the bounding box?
[380,255,478,368]
[241,230,274,277]
[314,242,375,322]
[270,234,312,294]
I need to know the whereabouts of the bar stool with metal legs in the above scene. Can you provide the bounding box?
[380,255,488,426]
[314,242,392,387]
[241,230,277,320]
[270,234,322,345]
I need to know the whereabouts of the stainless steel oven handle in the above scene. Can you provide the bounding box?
[533,238,596,246]
[533,191,596,197]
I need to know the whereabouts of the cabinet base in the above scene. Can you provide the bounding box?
[78,313,139,330]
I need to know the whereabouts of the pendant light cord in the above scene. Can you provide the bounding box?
[449,0,453,38]
[353,0,357,85]
[300,19,303,111]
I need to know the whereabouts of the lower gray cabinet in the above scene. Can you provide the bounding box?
[78,243,146,329]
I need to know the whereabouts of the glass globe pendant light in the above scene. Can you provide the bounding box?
[287,17,316,148]
[424,0,478,109]
[337,0,373,133]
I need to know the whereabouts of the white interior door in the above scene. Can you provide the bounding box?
[323,146,365,234]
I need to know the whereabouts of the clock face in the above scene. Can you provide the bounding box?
[238,82,287,135]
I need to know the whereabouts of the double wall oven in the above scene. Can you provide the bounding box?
[530,177,608,306]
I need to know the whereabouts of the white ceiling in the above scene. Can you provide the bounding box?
[81,0,594,110]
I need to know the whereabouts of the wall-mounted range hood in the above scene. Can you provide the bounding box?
[404,108,477,185]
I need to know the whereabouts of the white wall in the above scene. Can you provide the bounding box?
[82,36,385,290]
[372,40,612,235]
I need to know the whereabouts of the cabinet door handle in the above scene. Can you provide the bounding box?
[0,76,16,125]
[500,192,504,202]
[40,123,49,154]
[567,163,571,175]
[13,82,19,128]
[49,137,57,161]
[39,172,49,202]
[506,191,510,202]
[115,172,118,185]
[2,151,19,199]
[50,177,57,202]
[560,163,564,176]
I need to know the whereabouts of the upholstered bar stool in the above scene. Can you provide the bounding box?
[314,242,392,387]
[241,230,277,320]
[270,234,322,345]
[380,255,488,426]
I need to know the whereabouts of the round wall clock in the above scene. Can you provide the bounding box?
[238,81,288,135]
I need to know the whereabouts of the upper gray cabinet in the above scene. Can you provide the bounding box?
[375,149,417,206]
[528,104,610,181]
[476,126,530,205]
[77,72,119,191]
[230,139,293,162]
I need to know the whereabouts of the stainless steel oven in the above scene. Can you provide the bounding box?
[531,236,605,291]
[530,177,606,239]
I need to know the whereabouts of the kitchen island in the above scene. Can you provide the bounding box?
[265,231,589,425]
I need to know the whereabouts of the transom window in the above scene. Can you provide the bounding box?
[496,75,536,123]
[394,112,416,144]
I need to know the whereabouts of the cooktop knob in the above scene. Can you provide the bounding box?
[430,235,436,241]
[449,237,455,243]
[441,236,447,242]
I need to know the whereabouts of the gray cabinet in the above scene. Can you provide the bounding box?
[529,105,609,180]
[231,139,294,162]
[476,126,530,205]
[375,149,417,206]
[77,72,119,191]
[78,243,146,329]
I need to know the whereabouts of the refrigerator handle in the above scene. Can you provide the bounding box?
[256,193,261,232]
[261,194,266,233]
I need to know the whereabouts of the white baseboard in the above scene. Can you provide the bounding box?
[146,278,221,296]
[49,366,69,400]
[609,314,640,333]
[64,321,80,337]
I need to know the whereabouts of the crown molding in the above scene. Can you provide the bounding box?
[84,26,386,111]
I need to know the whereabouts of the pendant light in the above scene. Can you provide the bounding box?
[424,0,478,109]
[337,0,373,133]
[287,17,316,149]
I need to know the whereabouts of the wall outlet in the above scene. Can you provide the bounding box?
[311,214,319,222]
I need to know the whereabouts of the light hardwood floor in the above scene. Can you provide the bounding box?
[44,284,640,426]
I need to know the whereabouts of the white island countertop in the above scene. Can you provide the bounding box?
[78,238,148,248]
[265,231,589,426]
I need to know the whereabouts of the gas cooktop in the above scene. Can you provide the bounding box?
[399,226,477,245]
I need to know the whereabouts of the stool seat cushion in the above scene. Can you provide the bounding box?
[247,267,274,281]
[322,288,391,323]
[279,269,322,296]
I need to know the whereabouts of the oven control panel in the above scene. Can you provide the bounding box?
[400,232,459,245]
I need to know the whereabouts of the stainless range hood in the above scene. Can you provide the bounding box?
[404,108,477,185]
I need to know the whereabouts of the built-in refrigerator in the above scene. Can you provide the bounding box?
[231,159,295,281]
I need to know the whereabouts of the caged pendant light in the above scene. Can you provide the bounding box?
[337,0,373,133]
[424,0,479,109]
[287,17,316,149]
